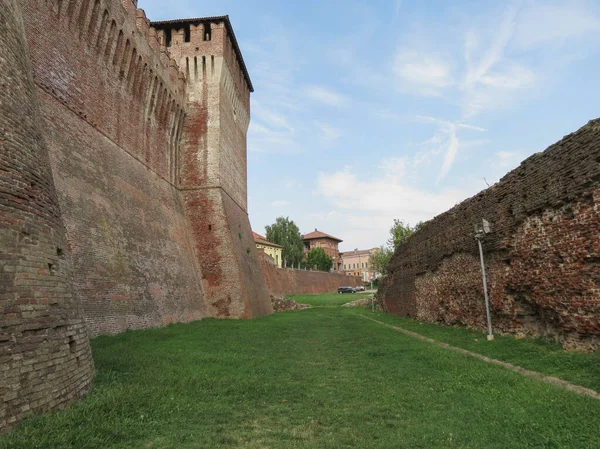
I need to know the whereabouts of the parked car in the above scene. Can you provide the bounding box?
[354,285,365,292]
[337,286,355,294]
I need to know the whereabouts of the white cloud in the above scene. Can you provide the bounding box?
[271,200,290,207]
[512,1,600,51]
[315,121,343,142]
[304,85,349,107]
[412,116,486,180]
[392,0,402,24]
[315,164,477,248]
[393,51,454,96]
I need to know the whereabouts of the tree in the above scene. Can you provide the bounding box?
[386,219,415,251]
[305,247,333,272]
[368,246,393,276]
[371,219,425,275]
[265,216,304,268]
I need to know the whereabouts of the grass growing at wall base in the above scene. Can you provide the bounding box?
[348,308,600,393]
[288,291,372,307]
[1,302,599,449]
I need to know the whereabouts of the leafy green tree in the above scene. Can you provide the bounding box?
[371,219,425,275]
[305,247,333,272]
[265,217,304,268]
[368,246,394,275]
[386,219,415,251]
[413,221,425,232]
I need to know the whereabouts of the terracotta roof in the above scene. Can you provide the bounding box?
[150,15,254,92]
[252,232,283,248]
[302,229,343,242]
[340,248,375,257]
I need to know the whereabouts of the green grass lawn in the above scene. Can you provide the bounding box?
[2,298,600,449]
[289,291,372,307]
[349,308,600,393]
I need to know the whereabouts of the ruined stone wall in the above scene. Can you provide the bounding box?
[0,0,94,431]
[379,119,600,351]
[15,0,210,336]
[260,252,362,297]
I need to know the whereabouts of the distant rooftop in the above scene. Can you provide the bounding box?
[150,15,254,92]
[302,229,343,243]
[340,248,377,257]
[252,232,282,248]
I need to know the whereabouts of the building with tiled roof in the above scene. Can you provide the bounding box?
[253,232,283,268]
[340,247,380,282]
[302,229,343,272]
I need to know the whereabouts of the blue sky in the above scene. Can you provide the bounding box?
[143,0,600,251]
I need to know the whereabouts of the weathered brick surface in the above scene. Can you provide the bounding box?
[260,252,362,296]
[380,119,600,351]
[0,0,94,431]
[1,0,272,431]
[13,0,210,336]
[158,19,272,317]
[40,88,207,336]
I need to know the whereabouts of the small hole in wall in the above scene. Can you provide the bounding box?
[68,335,76,353]
[57,247,64,257]
[208,224,212,231]
[246,248,250,254]
[238,232,242,240]
[48,263,56,274]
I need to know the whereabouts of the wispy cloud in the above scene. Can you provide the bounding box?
[512,1,600,51]
[392,0,402,24]
[315,121,343,142]
[393,51,454,96]
[304,85,349,107]
[271,200,290,207]
[315,163,475,248]
[384,0,600,177]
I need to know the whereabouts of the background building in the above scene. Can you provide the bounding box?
[253,232,283,268]
[302,229,343,272]
[341,248,379,282]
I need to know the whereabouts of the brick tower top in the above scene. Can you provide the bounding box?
[152,15,253,212]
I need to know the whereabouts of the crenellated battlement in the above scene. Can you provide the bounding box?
[2,1,272,433]
[151,16,253,101]
[21,0,191,184]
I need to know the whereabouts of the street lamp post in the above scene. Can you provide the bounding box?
[474,219,494,341]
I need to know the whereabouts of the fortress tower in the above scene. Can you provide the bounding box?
[151,17,272,318]
[0,0,94,431]
[1,0,271,431]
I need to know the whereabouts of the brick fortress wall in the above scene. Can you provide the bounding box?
[0,0,94,431]
[17,0,211,336]
[260,251,362,297]
[379,119,600,351]
[2,0,272,431]
[152,18,272,318]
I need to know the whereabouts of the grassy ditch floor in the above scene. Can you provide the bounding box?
[349,308,600,394]
[1,305,600,448]
[289,291,372,307]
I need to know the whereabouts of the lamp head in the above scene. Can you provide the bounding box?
[475,219,492,236]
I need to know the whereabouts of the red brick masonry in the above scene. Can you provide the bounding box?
[260,251,362,297]
[1,0,272,431]
[379,119,600,351]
